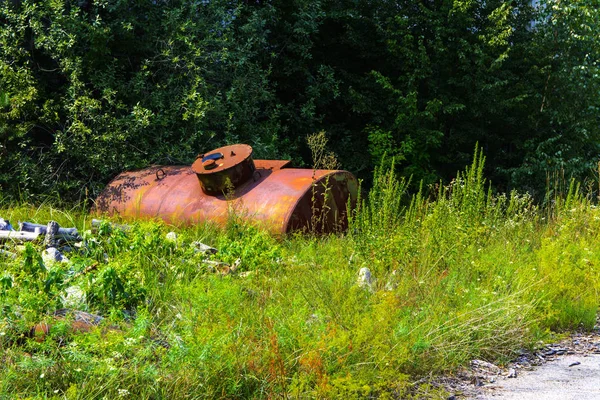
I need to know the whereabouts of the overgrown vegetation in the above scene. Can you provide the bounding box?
[1,1,599,396]
[2,152,600,398]
[1,0,599,199]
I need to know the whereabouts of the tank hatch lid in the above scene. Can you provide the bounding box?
[192,144,253,175]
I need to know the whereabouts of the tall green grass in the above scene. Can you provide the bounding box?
[1,150,600,398]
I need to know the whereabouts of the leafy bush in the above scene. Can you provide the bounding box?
[2,0,600,200]
[0,0,284,200]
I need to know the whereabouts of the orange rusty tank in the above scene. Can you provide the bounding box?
[95,144,358,235]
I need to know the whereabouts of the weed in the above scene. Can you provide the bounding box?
[306,131,341,234]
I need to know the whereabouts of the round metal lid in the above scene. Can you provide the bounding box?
[192,144,253,175]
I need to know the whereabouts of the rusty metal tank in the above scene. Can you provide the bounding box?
[95,144,358,235]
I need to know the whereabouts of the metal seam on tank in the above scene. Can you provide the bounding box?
[282,170,340,234]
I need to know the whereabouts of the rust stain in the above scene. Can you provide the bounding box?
[95,145,358,234]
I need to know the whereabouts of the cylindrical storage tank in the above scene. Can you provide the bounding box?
[95,144,358,235]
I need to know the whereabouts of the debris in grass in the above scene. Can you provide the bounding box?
[204,259,229,271]
[54,309,104,325]
[203,258,241,276]
[29,308,171,349]
[0,220,80,244]
[203,259,235,275]
[471,359,501,375]
[0,218,13,231]
[20,221,80,238]
[42,247,69,265]
[0,230,40,242]
[44,221,60,247]
[357,267,373,290]
[507,368,517,378]
[192,241,218,255]
[30,309,106,342]
[166,231,178,242]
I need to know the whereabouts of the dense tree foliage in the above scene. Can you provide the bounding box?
[0,0,598,200]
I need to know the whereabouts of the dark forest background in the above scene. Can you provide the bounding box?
[1,0,599,201]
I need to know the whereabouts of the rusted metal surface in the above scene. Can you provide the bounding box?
[253,159,292,171]
[192,144,256,195]
[96,144,358,235]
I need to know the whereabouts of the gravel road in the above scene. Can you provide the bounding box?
[432,325,600,399]
[475,353,600,399]
[414,320,600,399]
